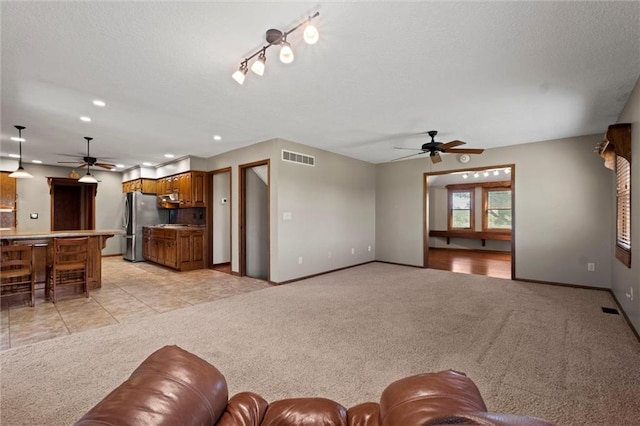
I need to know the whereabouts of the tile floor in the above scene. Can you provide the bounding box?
[0,257,271,351]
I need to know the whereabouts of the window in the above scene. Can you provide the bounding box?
[448,189,474,230]
[483,188,512,232]
[616,155,631,267]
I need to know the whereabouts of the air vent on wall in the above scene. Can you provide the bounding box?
[282,149,315,166]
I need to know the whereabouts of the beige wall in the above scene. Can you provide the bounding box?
[376,134,613,288]
[612,76,640,334]
[206,138,376,283]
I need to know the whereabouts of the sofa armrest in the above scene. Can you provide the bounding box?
[379,370,487,424]
[75,345,229,426]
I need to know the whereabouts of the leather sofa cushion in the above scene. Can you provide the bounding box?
[261,398,348,426]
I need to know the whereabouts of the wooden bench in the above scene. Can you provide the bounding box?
[429,230,511,247]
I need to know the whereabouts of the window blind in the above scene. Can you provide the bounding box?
[616,156,631,250]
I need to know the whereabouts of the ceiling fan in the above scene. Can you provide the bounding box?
[392,130,485,163]
[58,137,116,170]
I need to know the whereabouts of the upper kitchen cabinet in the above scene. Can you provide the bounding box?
[156,171,206,208]
[122,178,157,194]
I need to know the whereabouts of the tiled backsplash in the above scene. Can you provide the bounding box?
[169,208,206,226]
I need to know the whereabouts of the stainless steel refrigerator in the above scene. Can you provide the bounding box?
[122,192,165,261]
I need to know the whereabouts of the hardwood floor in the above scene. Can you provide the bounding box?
[427,248,512,279]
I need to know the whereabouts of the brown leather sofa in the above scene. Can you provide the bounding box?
[75,345,553,425]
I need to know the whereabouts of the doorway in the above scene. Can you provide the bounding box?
[239,160,269,281]
[49,178,96,231]
[423,165,515,279]
[209,168,232,274]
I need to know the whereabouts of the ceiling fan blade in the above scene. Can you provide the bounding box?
[95,162,116,169]
[439,140,466,151]
[445,148,485,154]
[391,151,427,162]
[431,153,442,163]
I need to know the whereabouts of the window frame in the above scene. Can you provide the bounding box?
[482,187,513,233]
[447,188,475,230]
[600,123,631,268]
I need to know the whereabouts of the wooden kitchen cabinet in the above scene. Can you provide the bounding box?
[177,230,205,270]
[191,171,206,207]
[0,171,17,228]
[155,171,206,207]
[178,173,192,206]
[143,226,205,271]
[122,178,157,194]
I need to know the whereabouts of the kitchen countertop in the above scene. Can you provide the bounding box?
[0,229,124,240]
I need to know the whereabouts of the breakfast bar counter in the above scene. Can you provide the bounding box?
[0,229,123,289]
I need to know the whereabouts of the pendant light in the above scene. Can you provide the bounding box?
[8,125,33,179]
[78,137,98,183]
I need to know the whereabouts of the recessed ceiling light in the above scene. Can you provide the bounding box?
[143,162,153,166]
[80,116,92,122]
[213,135,222,141]
[93,100,106,107]
[115,164,124,168]
[164,154,175,158]
[32,160,42,164]
[10,136,25,142]
[9,154,20,158]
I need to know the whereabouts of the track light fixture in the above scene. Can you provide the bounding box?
[8,125,33,179]
[232,11,319,84]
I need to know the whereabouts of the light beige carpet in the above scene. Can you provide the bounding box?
[1,263,639,425]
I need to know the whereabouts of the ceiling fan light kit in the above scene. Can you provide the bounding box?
[8,125,33,179]
[232,12,319,85]
[392,130,485,163]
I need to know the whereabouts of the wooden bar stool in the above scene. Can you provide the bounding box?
[46,237,89,303]
[0,244,35,307]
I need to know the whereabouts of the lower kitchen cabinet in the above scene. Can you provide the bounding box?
[143,226,205,271]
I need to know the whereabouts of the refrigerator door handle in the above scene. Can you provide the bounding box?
[123,195,130,232]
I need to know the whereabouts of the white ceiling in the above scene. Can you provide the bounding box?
[1,2,639,171]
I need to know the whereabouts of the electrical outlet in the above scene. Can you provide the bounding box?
[351,248,355,255]
[298,256,303,264]
[368,245,371,252]
[587,262,595,272]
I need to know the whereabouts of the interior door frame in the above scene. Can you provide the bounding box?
[48,177,96,231]
[206,167,232,271]
[239,159,270,280]
[423,163,516,279]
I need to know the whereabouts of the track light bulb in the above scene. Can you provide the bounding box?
[280,41,294,64]
[251,52,266,76]
[232,62,248,84]
[303,23,319,44]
